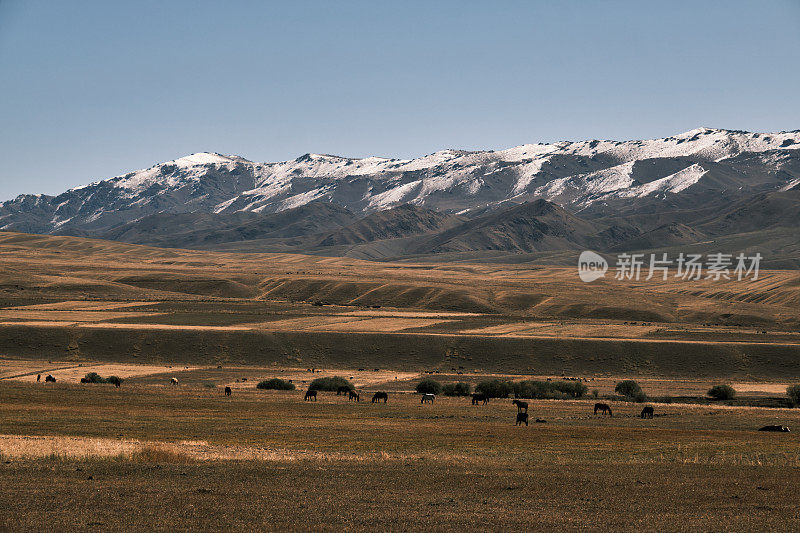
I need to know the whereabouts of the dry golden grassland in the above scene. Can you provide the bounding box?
[2,369,800,530]
[0,232,799,528]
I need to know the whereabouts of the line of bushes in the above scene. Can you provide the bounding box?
[475,379,588,400]
[256,378,296,391]
[81,372,122,386]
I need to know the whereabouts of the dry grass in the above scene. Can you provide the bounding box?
[2,378,800,530]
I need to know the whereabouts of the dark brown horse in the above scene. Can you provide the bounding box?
[515,412,528,426]
[304,390,317,401]
[640,406,654,419]
[337,386,351,396]
[759,425,790,432]
[45,375,56,383]
[225,386,232,396]
[512,399,528,412]
[348,390,360,402]
[421,393,435,404]
[472,393,488,405]
[371,392,388,403]
[594,403,612,416]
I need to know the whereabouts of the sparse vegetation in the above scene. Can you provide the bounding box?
[257,378,296,390]
[81,372,123,386]
[512,380,588,399]
[308,376,352,392]
[615,380,647,402]
[475,379,514,399]
[707,384,736,401]
[442,382,472,396]
[787,385,800,406]
[415,378,442,395]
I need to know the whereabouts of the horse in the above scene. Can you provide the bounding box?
[80,377,90,383]
[421,393,435,404]
[36,374,41,382]
[224,386,232,396]
[471,393,489,405]
[512,399,528,412]
[170,378,178,386]
[372,392,388,403]
[594,403,612,416]
[304,390,317,401]
[336,386,351,396]
[759,425,790,432]
[515,412,529,426]
[640,406,654,419]
[45,375,56,383]
[348,390,360,402]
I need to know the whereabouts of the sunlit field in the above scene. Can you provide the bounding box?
[2,365,800,530]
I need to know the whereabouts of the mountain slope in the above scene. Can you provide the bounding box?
[316,204,463,246]
[2,128,799,238]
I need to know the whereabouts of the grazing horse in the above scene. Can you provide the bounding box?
[759,425,790,432]
[170,378,178,386]
[224,386,232,396]
[594,403,613,416]
[337,386,351,396]
[640,406,654,419]
[471,393,489,405]
[372,392,388,403]
[304,390,317,401]
[421,393,435,404]
[348,390,360,402]
[45,375,56,383]
[512,399,528,412]
[515,412,529,426]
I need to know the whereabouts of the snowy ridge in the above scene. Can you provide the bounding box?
[1,128,799,234]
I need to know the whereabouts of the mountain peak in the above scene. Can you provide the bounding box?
[169,152,240,168]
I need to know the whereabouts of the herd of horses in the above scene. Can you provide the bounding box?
[296,388,667,426]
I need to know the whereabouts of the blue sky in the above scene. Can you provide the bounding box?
[1,0,799,200]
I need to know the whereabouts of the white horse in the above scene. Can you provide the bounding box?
[421,393,435,404]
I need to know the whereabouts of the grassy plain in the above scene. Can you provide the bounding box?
[2,373,800,531]
[1,231,800,529]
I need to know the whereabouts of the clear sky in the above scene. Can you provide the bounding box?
[1,0,799,201]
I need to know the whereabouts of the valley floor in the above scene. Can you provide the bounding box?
[1,364,800,530]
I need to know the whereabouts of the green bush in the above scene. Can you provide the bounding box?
[787,385,800,406]
[83,372,105,383]
[416,379,442,395]
[707,384,736,401]
[615,380,646,401]
[308,376,352,392]
[442,382,472,396]
[511,380,587,399]
[476,379,514,399]
[257,378,296,391]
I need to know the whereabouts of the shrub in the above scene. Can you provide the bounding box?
[476,379,514,399]
[591,389,599,399]
[416,379,442,395]
[308,376,352,392]
[257,378,296,391]
[106,376,123,387]
[511,380,587,399]
[707,384,736,401]
[83,372,105,384]
[787,385,800,406]
[442,382,472,396]
[615,380,646,401]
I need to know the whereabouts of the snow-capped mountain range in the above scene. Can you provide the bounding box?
[1,127,799,236]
